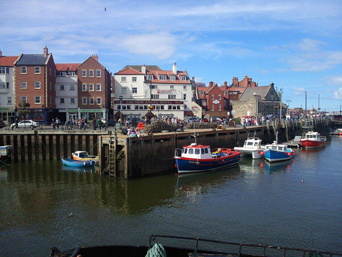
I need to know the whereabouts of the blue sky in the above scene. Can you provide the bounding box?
[1,0,342,112]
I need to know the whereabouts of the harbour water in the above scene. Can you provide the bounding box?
[1,136,342,257]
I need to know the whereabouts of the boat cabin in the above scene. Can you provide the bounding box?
[302,131,320,140]
[73,151,91,158]
[243,137,262,148]
[181,143,213,159]
[265,142,289,152]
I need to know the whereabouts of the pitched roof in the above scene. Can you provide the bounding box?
[56,63,80,72]
[123,65,161,71]
[0,56,18,66]
[114,67,144,75]
[15,54,49,66]
[239,85,272,101]
[147,69,190,84]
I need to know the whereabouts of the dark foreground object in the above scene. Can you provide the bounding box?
[50,235,342,257]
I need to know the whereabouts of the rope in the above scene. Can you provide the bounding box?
[145,243,167,257]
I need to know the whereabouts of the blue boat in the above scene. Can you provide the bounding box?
[174,143,241,174]
[62,158,96,167]
[263,141,295,162]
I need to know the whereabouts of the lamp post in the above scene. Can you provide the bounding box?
[119,96,123,130]
[305,91,307,111]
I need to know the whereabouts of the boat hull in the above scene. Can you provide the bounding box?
[62,158,96,167]
[300,139,326,149]
[0,145,12,163]
[175,153,240,174]
[264,149,294,162]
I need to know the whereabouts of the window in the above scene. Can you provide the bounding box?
[211,104,214,111]
[96,70,101,77]
[122,87,127,94]
[82,97,87,105]
[159,75,167,80]
[132,87,137,93]
[70,98,75,104]
[96,84,101,91]
[89,97,94,105]
[218,94,221,100]
[132,77,137,82]
[7,96,12,104]
[89,70,94,77]
[82,70,87,77]
[34,81,41,89]
[21,96,27,102]
[211,95,214,100]
[60,98,65,104]
[183,85,187,90]
[168,95,176,99]
[0,67,9,74]
[170,75,176,81]
[183,94,186,100]
[151,94,159,99]
[150,85,156,89]
[89,84,94,91]
[82,83,87,91]
[70,85,75,91]
[200,90,204,95]
[170,85,174,89]
[69,72,76,76]
[97,97,101,105]
[147,74,153,80]
[60,84,65,91]
[180,75,187,81]
[121,77,126,82]
[21,66,27,74]
[21,82,27,89]
[34,66,41,74]
[35,96,41,104]
[218,105,221,111]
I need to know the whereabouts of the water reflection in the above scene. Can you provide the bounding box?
[262,159,294,174]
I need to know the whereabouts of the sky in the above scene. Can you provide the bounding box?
[1,0,342,112]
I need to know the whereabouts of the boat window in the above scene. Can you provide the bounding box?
[79,153,87,157]
[205,148,209,153]
[189,149,193,154]
[195,149,200,154]
[201,149,205,154]
[279,147,283,151]
[183,148,187,154]
[247,142,253,146]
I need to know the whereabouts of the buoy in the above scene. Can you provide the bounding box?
[301,180,304,183]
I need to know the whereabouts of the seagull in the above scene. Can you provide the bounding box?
[67,212,74,218]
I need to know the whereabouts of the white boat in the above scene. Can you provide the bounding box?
[234,137,265,159]
[329,128,342,135]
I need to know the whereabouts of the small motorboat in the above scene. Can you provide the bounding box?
[234,137,265,159]
[329,128,342,135]
[174,143,241,174]
[262,141,295,162]
[72,151,99,163]
[62,158,96,167]
[300,131,326,149]
[0,145,13,163]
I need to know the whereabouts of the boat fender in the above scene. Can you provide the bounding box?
[84,162,86,165]
[145,243,167,257]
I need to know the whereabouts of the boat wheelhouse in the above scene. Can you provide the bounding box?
[234,137,264,159]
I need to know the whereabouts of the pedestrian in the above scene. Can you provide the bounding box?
[92,119,97,130]
[55,118,60,130]
[68,118,73,130]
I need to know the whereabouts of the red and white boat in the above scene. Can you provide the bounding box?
[300,131,326,149]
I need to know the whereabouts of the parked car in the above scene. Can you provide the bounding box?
[0,119,6,128]
[10,120,40,129]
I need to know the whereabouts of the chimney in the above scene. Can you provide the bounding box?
[224,81,228,89]
[43,46,48,57]
[172,62,177,74]
[0,50,2,57]
[91,55,98,62]
[192,76,195,81]
[141,64,146,74]
[209,81,214,87]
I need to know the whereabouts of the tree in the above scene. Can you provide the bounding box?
[17,102,31,119]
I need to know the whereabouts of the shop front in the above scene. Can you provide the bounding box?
[65,108,107,122]
[0,107,15,126]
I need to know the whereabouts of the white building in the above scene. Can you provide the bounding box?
[113,63,192,120]
[55,63,80,120]
[0,51,17,125]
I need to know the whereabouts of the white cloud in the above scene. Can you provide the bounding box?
[292,87,306,96]
[334,88,342,99]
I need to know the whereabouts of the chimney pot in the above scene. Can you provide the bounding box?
[43,46,48,57]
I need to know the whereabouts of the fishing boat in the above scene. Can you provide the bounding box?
[72,151,99,163]
[263,141,295,162]
[329,128,342,135]
[300,131,326,149]
[62,158,96,167]
[0,145,13,163]
[234,137,264,159]
[174,143,241,174]
[50,234,342,257]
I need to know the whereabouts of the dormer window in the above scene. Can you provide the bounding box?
[159,75,167,80]
[180,75,187,81]
[170,75,176,81]
[147,74,154,81]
